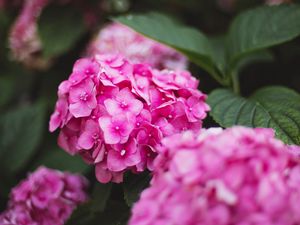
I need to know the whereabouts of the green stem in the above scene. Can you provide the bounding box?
[231,71,240,94]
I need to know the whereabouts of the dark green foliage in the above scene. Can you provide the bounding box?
[208,86,300,145]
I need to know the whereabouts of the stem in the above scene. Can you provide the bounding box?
[231,70,240,94]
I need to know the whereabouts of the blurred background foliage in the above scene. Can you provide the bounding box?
[0,0,300,223]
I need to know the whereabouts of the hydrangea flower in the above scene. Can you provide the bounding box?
[0,167,88,225]
[129,127,300,225]
[266,0,291,5]
[9,0,49,69]
[86,23,188,70]
[49,54,209,183]
[8,0,102,69]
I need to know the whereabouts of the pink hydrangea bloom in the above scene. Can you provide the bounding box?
[49,54,209,183]
[86,23,188,70]
[266,0,291,5]
[0,167,88,225]
[129,127,300,225]
[9,0,49,69]
[8,0,102,68]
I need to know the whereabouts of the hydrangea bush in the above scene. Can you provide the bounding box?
[130,127,300,225]
[0,1,300,225]
[49,54,209,183]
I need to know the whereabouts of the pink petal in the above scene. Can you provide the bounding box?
[69,102,92,118]
[130,99,143,115]
[125,151,141,167]
[95,165,112,183]
[104,99,122,116]
[78,132,94,149]
[99,117,120,144]
[107,150,126,172]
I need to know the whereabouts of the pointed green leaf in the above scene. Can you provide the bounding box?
[33,147,90,173]
[208,86,300,145]
[38,5,85,58]
[115,13,224,83]
[228,5,300,65]
[0,103,46,173]
[123,172,151,206]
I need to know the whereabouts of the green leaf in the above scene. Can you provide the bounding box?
[227,4,300,66]
[66,199,129,225]
[0,103,46,174]
[207,86,300,145]
[0,77,14,107]
[66,183,114,225]
[91,183,112,212]
[38,5,85,58]
[33,147,90,173]
[233,49,274,73]
[123,172,151,206]
[115,13,225,84]
[209,36,227,76]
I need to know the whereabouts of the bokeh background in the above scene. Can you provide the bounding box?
[0,0,300,218]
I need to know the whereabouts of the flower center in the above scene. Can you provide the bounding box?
[92,133,99,140]
[120,101,128,108]
[79,92,89,101]
[85,68,94,75]
[115,126,120,131]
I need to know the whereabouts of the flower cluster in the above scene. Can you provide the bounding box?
[0,167,88,225]
[130,127,300,225]
[49,54,209,183]
[9,0,49,69]
[86,23,188,70]
[266,0,291,5]
[8,0,102,69]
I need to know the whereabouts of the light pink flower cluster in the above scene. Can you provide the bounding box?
[0,167,88,225]
[9,0,49,69]
[265,0,291,5]
[49,54,209,183]
[9,0,101,68]
[130,127,300,225]
[87,23,188,70]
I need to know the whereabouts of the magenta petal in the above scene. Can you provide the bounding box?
[130,99,143,115]
[104,99,122,115]
[78,132,94,149]
[107,150,127,172]
[69,102,92,118]
[87,94,97,109]
[125,152,142,167]
[95,165,112,183]
[99,117,120,144]
[49,111,61,132]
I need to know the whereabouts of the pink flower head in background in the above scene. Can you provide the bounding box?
[86,23,188,70]
[9,0,49,69]
[49,54,209,183]
[8,0,103,69]
[129,127,300,225]
[265,0,291,5]
[0,167,88,225]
